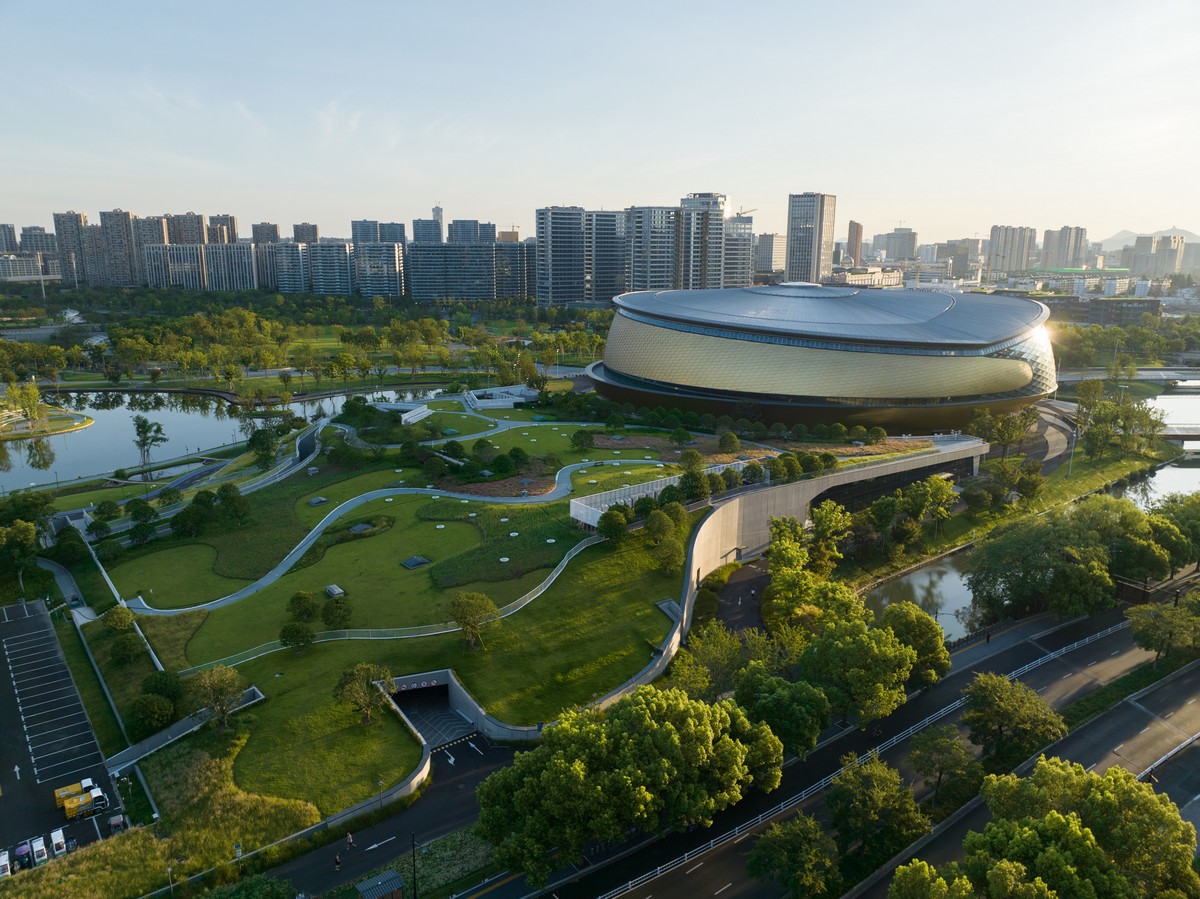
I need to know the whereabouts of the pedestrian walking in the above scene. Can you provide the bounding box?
[346,832,356,850]
[334,852,341,872]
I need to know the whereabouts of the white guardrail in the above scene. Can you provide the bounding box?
[596,619,1131,899]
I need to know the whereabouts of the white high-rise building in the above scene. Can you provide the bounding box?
[354,243,405,297]
[1041,226,1088,268]
[204,243,257,291]
[722,216,754,288]
[275,243,310,294]
[785,192,836,283]
[754,233,786,275]
[626,206,679,292]
[679,193,726,290]
[535,206,585,306]
[309,243,354,295]
[583,210,626,304]
[53,210,89,287]
[987,225,1037,275]
[145,244,206,290]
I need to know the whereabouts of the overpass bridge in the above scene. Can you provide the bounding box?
[1056,367,1200,384]
[1160,424,1200,444]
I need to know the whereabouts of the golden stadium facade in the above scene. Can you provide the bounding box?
[587,283,1056,429]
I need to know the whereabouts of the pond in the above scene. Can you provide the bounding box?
[0,387,443,494]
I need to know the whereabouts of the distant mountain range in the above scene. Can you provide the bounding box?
[1097,228,1199,252]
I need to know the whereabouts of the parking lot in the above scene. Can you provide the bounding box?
[0,600,119,869]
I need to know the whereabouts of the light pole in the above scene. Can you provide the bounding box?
[411,832,418,899]
[377,776,384,812]
[167,866,174,898]
[1067,427,1077,478]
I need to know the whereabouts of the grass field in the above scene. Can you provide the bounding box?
[137,610,208,672]
[80,619,160,726]
[54,619,128,756]
[51,481,168,512]
[421,411,499,438]
[108,545,250,608]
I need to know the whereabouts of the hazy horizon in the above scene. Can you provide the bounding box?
[2,0,1197,244]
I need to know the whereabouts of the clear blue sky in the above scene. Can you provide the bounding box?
[2,0,1197,244]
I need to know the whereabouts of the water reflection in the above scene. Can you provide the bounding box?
[24,438,55,471]
[0,441,11,473]
[866,553,975,641]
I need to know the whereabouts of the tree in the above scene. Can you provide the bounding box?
[1074,378,1106,425]
[450,591,500,649]
[804,618,915,724]
[808,500,852,577]
[678,470,710,502]
[334,662,393,724]
[247,427,279,470]
[104,604,136,633]
[827,752,930,857]
[570,429,594,451]
[94,499,121,521]
[155,485,183,508]
[476,686,782,886]
[142,670,184,705]
[605,412,625,430]
[961,673,1066,758]
[322,596,353,629]
[110,632,146,665]
[655,534,686,575]
[129,693,175,741]
[908,724,974,803]
[1125,603,1196,665]
[718,430,740,453]
[670,427,692,448]
[981,755,1200,897]
[132,414,168,472]
[684,620,744,699]
[879,602,950,690]
[287,590,320,622]
[888,860,975,899]
[735,662,830,757]
[189,664,246,728]
[279,622,314,652]
[124,497,158,524]
[747,814,842,898]
[870,494,900,547]
[596,509,628,542]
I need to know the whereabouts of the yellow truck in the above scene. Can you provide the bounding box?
[53,778,95,808]
[63,786,109,821]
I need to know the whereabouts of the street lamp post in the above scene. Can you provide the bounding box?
[1067,428,1078,478]
[166,866,174,898]
[377,776,384,812]
[411,832,418,899]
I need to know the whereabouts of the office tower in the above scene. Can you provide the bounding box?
[145,245,207,290]
[378,222,407,244]
[496,241,536,299]
[293,222,320,245]
[167,212,207,245]
[846,221,864,267]
[255,244,278,289]
[53,211,89,287]
[412,215,443,244]
[0,224,18,253]
[583,210,626,304]
[432,205,443,230]
[880,227,918,262]
[351,220,381,245]
[130,215,166,287]
[252,222,280,245]
[1041,226,1088,268]
[1182,243,1200,278]
[478,222,497,243]
[722,216,754,289]
[1133,235,1185,278]
[753,234,786,277]
[204,244,257,291]
[535,206,586,306]
[98,210,139,287]
[211,216,238,243]
[987,225,1036,275]
[206,224,229,244]
[678,193,726,290]
[354,243,405,297]
[19,226,57,256]
[626,206,679,291]
[448,220,482,243]
[497,228,520,243]
[785,192,836,283]
[274,243,309,293]
[309,243,353,295]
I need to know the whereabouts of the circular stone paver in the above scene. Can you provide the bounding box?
[385,498,394,503]
[588,480,597,484]
[509,531,518,537]
[436,524,445,529]
[469,512,477,517]
[461,499,469,503]
[500,557,509,562]
[546,538,556,544]
[500,517,509,522]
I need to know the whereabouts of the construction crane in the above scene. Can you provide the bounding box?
[734,207,758,217]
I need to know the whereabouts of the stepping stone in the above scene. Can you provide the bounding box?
[509,532,519,537]
[500,557,509,562]
[385,498,394,503]
[546,538,556,544]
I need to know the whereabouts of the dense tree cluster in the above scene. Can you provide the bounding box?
[476,686,783,886]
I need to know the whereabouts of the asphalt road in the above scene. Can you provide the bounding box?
[265,737,513,896]
[537,610,1150,899]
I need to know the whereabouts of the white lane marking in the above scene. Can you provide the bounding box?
[1113,743,1124,753]
[1062,672,1074,679]
[1111,649,1121,656]
[715,885,732,895]
[686,863,703,874]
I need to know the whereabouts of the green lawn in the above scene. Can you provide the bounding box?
[292,466,419,527]
[108,544,250,608]
[427,399,467,412]
[54,619,128,756]
[80,619,160,727]
[136,610,208,672]
[51,481,167,512]
[423,411,499,438]
[69,556,120,612]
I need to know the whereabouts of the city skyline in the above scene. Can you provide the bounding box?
[2,1,1198,242]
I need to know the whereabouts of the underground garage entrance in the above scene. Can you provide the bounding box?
[389,681,475,749]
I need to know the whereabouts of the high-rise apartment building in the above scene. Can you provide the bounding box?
[0,224,18,254]
[145,244,206,290]
[785,192,836,283]
[354,243,405,297]
[880,227,918,261]
[987,225,1036,275]
[209,214,238,243]
[351,220,380,245]
[19,226,57,256]
[412,216,443,244]
[722,215,754,289]
[132,214,168,285]
[1133,235,1185,278]
[252,222,280,245]
[309,243,353,295]
[583,210,626,304]
[53,211,89,287]
[378,222,407,244]
[496,241,536,299]
[626,206,679,292]
[274,243,309,294]
[678,193,726,290]
[1041,226,1088,268]
[535,206,586,306]
[753,233,786,276]
[206,224,229,244]
[293,223,320,245]
[167,212,207,245]
[497,229,520,243]
[82,225,108,287]
[448,220,497,244]
[99,209,139,287]
[846,221,863,267]
[255,245,278,289]
[204,243,257,291]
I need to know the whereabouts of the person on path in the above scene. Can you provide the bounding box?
[346,832,356,850]
[334,852,341,872]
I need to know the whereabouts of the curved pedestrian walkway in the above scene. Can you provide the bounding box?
[125,458,664,616]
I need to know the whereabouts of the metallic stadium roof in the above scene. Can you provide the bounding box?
[613,283,1049,347]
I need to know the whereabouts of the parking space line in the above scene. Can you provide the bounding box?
[36,757,106,784]
[7,643,62,659]
[21,693,82,712]
[25,710,88,728]
[30,729,94,750]
[10,660,70,677]
[34,743,101,762]
[3,632,51,647]
[17,670,76,689]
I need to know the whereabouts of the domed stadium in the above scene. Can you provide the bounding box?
[587,283,1056,430]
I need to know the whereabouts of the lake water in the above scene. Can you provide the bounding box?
[0,388,442,493]
[866,391,1200,638]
